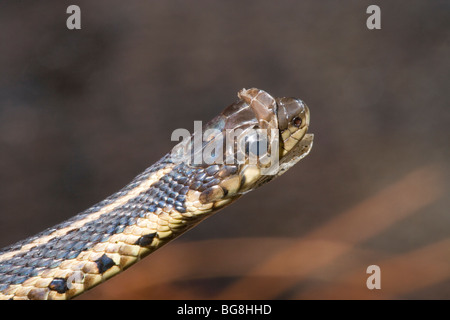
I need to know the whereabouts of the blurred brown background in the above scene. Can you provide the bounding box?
[0,1,449,299]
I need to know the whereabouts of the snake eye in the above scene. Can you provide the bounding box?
[292,116,302,128]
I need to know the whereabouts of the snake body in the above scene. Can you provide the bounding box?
[0,88,313,300]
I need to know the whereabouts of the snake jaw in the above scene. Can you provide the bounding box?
[276,133,314,177]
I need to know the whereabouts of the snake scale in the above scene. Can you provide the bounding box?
[0,88,313,300]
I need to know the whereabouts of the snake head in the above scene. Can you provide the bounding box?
[236,88,310,157]
[227,88,313,190]
[275,96,310,157]
[171,88,313,190]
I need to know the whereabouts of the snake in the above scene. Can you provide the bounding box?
[0,88,313,300]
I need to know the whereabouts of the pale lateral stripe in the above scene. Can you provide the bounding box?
[0,207,188,299]
[0,166,174,263]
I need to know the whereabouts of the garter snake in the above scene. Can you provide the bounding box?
[0,88,313,300]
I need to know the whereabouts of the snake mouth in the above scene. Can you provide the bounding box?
[275,133,314,177]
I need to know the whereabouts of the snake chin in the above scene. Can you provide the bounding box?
[276,133,314,178]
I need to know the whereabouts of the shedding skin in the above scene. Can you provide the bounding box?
[238,88,278,130]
